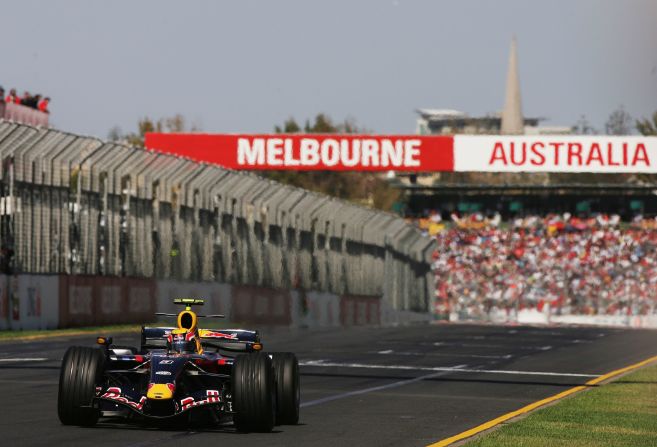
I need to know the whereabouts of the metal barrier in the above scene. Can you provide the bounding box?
[0,121,436,313]
[0,102,49,127]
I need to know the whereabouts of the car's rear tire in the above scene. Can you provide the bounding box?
[271,352,300,425]
[231,352,275,432]
[58,346,105,426]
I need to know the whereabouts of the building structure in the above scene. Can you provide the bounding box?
[395,38,647,218]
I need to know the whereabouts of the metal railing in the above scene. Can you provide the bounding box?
[0,121,436,312]
[0,102,49,127]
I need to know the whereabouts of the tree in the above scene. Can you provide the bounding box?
[605,106,633,135]
[274,117,301,133]
[108,114,200,147]
[636,111,657,136]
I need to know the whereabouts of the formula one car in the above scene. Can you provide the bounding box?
[57,299,300,432]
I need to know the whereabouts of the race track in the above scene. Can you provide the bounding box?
[1,323,656,447]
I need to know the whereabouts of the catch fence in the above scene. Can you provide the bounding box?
[0,121,435,312]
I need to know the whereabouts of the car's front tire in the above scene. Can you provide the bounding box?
[231,352,275,432]
[57,346,105,426]
[271,352,300,425]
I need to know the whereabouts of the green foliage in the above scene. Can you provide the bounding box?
[636,111,657,136]
[274,117,301,134]
[275,114,363,134]
[264,114,401,211]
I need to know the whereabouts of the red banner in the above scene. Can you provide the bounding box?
[145,133,657,173]
[145,133,454,171]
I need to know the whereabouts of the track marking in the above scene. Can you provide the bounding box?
[372,350,513,360]
[425,353,657,447]
[432,342,552,351]
[300,360,597,378]
[301,364,468,408]
[0,357,48,362]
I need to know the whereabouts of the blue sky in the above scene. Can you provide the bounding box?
[1,0,655,137]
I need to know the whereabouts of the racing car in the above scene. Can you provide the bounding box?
[57,298,300,432]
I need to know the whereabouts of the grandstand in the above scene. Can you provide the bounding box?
[430,213,657,326]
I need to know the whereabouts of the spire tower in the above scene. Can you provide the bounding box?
[501,37,524,135]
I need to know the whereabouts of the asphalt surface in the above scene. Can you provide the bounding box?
[1,323,656,447]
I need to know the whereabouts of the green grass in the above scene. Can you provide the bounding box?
[0,318,242,342]
[466,364,657,447]
[0,324,148,341]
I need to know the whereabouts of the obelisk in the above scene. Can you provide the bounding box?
[501,37,524,135]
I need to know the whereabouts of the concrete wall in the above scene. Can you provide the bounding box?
[4,274,654,330]
[1,275,383,330]
[0,275,59,330]
[156,281,381,329]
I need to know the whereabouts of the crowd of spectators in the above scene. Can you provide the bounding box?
[0,85,50,113]
[429,212,657,321]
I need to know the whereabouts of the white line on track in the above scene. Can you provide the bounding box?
[431,342,552,351]
[300,364,469,408]
[374,350,512,360]
[0,358,48,362]
[300,360,598,378]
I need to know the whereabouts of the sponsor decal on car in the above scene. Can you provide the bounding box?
[156,371,172,375]
[159,359,174,365]
[200,330,238,340]
[180,390,222,410]
[100,387,147,411]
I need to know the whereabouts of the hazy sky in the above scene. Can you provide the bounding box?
[1,0,655,138]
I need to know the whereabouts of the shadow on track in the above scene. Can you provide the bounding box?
[0,365,60,370]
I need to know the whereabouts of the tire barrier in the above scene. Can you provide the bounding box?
[0,121,436,327]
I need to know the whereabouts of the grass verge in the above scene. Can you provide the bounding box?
[0,318,244,342]
[465,363,657,447]
[0,324,148,342]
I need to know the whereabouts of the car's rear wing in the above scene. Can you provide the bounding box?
[141,326,176,350]
[141,327,261,352]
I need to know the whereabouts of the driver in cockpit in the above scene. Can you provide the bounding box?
[166,307,203,354]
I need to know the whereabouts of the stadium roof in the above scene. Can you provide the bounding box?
[416,109,468,120]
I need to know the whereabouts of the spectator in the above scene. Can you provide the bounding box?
[31,94,42,109]
[37,96,50,113]
[427,213,657,321]
[2,88,51,112]
[5,88,20,104]
[20,91,33,107]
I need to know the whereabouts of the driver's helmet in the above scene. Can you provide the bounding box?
[167,330,198,353]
